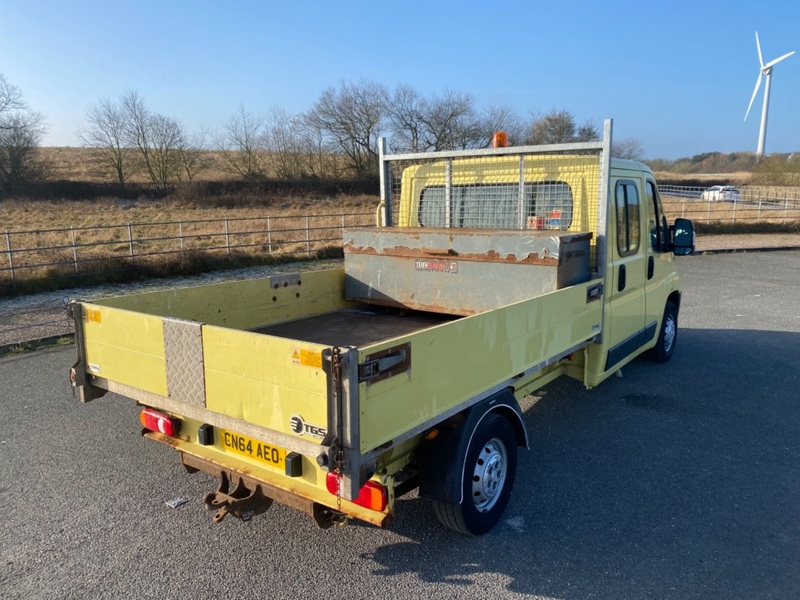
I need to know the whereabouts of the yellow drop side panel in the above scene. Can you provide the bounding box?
[358,281,603,453]
[82,269,350,404]
[202,326,328,431]
[95,268,349,330]
[82,305,168,396]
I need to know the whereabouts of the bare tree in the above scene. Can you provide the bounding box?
[0,75,26,119]
[176,127,211,182]
[527,109,575,144]
[525,110,600,145]
[112,91,187,187]
[575,120,600,142]
[385,86,486,152]
[612,137,646,161]
[0,74,48,193]
[479,105,525,147]
[264,107,306,179]
[78,98,132,188]
[120,90,158,183]
[146,113,184,186]
[81,91,186,187]
[215,105,266,179]
[295,113,339,178]
[385,84,426,152]
[306,79,387,177]
[418,89,479,151]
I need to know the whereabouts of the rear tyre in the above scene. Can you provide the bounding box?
[649,300,678,363]
[432,413,517,535]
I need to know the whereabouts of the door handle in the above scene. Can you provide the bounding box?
[618,264,626,292]
[648,256,655,279]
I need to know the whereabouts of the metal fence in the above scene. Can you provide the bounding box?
[2,211,374,289]
[4,184,800,291]
[659,185,800,225]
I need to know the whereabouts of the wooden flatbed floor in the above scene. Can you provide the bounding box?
[254,306,458,347]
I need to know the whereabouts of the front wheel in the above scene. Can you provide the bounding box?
[649,300,678,363]
[432,413,517,535]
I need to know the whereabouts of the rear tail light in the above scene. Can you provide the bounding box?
[326,473,388,512]
[140,407,179,437]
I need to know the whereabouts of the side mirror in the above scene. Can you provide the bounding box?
[672,218,695,256]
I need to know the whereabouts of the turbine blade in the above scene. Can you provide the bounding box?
[764,50,796,70]
[756,31,764,67]
[745,72,763,121]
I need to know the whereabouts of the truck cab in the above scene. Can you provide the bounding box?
[385,138,694,389]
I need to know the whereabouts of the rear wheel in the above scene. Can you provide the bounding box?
[432,413,517,535]
[649,300,678,363]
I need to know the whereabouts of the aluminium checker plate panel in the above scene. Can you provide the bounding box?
[163,317,206,407]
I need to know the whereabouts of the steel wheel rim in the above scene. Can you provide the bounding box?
[663,315,676,354]
[471,437,508,512]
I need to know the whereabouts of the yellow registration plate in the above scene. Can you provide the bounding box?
[220,429,286,470]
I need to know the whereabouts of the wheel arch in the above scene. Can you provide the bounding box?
[668,289,681,312]
[417,388,528,505]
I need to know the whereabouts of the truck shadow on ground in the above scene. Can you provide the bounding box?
[362,328,800,598]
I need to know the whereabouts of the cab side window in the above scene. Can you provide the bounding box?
[646,180,667,252]
[615,180,640,256]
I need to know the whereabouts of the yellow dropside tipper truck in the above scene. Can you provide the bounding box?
[69,120,695,535]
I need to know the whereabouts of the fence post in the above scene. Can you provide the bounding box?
[4,230,14,286]
[784,197,789,225]
[127,223,135,265]
[225,218,231,259]
[267,217,273,254]
[71,227,78,273]
[306,216,312,256]
[732,199,737,224]
[178,221,184,256]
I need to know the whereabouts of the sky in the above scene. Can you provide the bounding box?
[1,0,799,159]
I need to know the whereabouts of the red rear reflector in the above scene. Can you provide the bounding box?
[325,473,388,512]
[140,407,178,437]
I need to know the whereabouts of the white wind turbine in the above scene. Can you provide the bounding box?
[744,31,795,156]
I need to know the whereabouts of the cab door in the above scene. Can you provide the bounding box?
[603,177,648,372]
[644,179,674,338]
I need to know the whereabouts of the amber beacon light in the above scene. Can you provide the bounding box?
[492,131,509,148]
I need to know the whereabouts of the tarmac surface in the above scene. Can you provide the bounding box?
[2,250,799,599]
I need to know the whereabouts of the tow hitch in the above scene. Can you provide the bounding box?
[203,472,273,523]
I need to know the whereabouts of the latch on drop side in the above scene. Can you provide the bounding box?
[358,343,411,384]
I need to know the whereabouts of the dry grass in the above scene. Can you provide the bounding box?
[654,171,754,185]
[6,148,800,295]
[0,194,377,294]
[1,194,376,231]
[40,147,234,182]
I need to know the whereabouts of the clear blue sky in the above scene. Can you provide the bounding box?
[2,0,799,159]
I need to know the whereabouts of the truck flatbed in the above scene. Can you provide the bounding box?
[255,306,458,347]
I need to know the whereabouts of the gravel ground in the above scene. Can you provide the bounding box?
[2,233,799,348]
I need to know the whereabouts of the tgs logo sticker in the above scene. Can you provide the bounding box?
[289,414,326,439]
